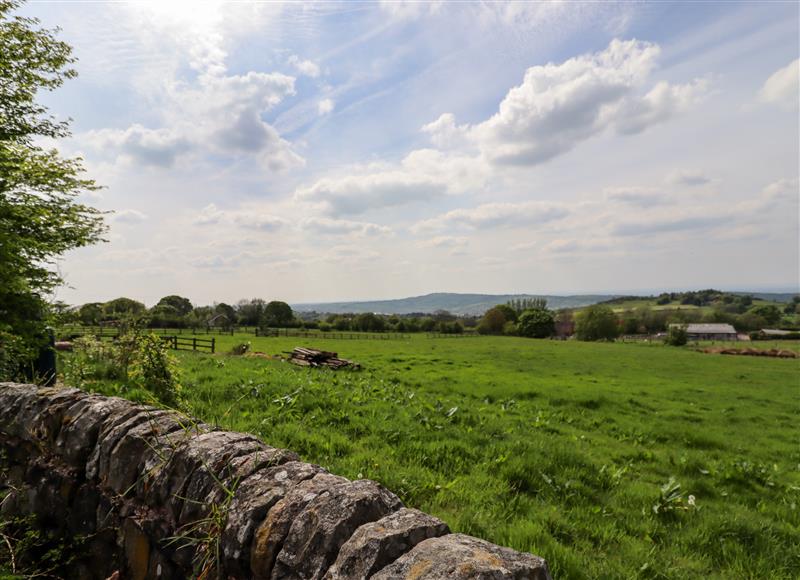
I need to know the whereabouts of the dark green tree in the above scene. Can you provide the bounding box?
[518,308,555,338]
[575,305,619,341]
[156,295,193,317]
[494,304,518,323]
[263,300,294,327]
[236,298,265,326]
[77,302,104,325]
[103,297,146,319]
[215,302,236,321]
[747,304,782,326]
[665,324,688,346]
[477,306,507,335]
[0,0,105,379]
[352,312,386,332]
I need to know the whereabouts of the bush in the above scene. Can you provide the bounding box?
[478,307,507,335]
[130,334,181,406]
[230,342,250,355]
[502,321,518,336]
[665,325,688,346]
[575,305,619,341]
[61,336,125,388]
[0,330,33,381]
[518,308,555,338]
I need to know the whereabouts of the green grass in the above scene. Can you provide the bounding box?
[68,334,800,579]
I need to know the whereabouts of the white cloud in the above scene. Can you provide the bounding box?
[426,39,708,166]
[667,170,711,187]
[421,113,467,149]
[542,238,613,254]
[416,236,468,248]
[165,69,304,171]
[193,204,288,231]
[614,78,709,135]
[300,217,391,237]
[379,0,442,20]
[414,201,569,232]
[85,124,190,167]
[318,98,335,115]
[112,209,148,223]
[759,59,799,110]
[288,54,321,78]
[295,171,447,216]
[83,16,304,173]
[604,186,670,207]
[511,241,538,252]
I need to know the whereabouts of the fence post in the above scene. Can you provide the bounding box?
[192,337,197,351]
[211,338,215,354]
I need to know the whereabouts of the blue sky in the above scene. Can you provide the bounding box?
[23,1,799,306]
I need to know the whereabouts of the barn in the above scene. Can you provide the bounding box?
[671,323,739,341]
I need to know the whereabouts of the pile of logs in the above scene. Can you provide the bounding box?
[288,347,361,369]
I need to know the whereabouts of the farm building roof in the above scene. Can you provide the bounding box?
[760,328,791,336]
[671,323,737,334]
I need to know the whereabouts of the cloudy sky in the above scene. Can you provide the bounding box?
[26,1,799,306]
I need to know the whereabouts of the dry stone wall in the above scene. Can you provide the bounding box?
[0,383,553,579]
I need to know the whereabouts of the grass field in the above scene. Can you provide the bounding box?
[67,334,799,579]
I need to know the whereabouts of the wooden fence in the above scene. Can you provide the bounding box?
[159,335,215,354]
[255,328,412,340]
[58,326,237,339]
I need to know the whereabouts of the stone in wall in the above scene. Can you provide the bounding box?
[324,507,450,580]
[372,533,552,579]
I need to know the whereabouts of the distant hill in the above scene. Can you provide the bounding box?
[292,293,619,316]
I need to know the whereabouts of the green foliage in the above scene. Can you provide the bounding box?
[665,325,688,346]
[747,304,782,326]
[652,477,697,517]
[0,0,105,380]
[518,308,555,338]
[229,341,250,355]
[352,312,386,332]
[574,305,619,341]
[0,510,90,577]
[61,335,122,388]
[477,306,508,335]
[263,300,294,327]
[129,334,181,406]
[156,295,193,316]
[508,297,548,314]
[0,330,32,381]
[494,304,518,323]
[77,302,103,325]
[102,297,145,319]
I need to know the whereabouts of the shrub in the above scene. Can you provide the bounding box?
[575,305,619,341]
[130,334,181,406]
[230,342,251,355]
[61,336,122,388]
[518,308,555,338]
[478,307,507,334]
[0,331,32,381]
[665,325,688,346]
[502,321,518,336]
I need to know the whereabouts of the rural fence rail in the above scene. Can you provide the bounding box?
[159,335,215,354]
[255,328,412,340]
[58,325,239,339]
